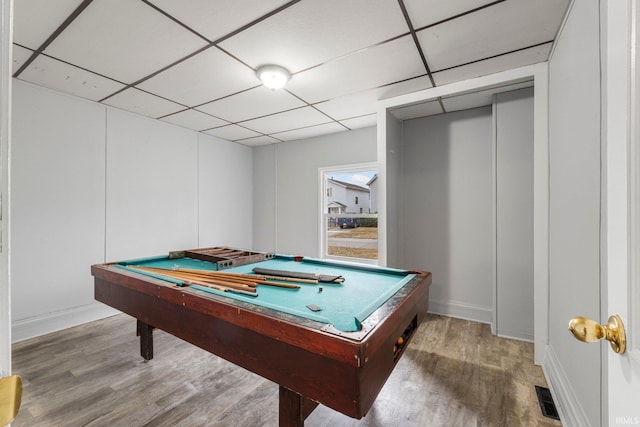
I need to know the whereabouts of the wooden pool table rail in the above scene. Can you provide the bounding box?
[92,261,431,425]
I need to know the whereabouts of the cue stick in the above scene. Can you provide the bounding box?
[174,270,300,289]
[182,268,317,284]
[183,280,257,297]
[259,275,317,284]
[175,272,302,288]
[135,265,313,285]
[130,266,256,293]
[254,280,300,289]
[176,268,316,284]
[156,269,258,288]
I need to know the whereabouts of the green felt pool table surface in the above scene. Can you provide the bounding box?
[116,254,416,333]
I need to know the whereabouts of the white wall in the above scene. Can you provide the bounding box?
[12,82,108,333]
[198,133,253,249]
[545,1,601,425]
[400,107,494,323]
[11,80,253,341]
[105,109,198,260]
[252,127,376,256]
[252,143,277,253]
[495,88,534,341]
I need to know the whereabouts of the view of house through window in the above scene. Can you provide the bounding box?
[320,165,378,263]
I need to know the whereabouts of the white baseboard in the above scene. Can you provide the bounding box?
[496,330,534,343]
[12,302,120,343]
[543,344,590,427]
[428,298,493,324]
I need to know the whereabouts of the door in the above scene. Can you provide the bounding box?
[605,0,640,423]
[601,1,639,424]
[566,2,639,424]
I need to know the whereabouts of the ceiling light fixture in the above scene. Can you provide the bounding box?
[256,64,291,90]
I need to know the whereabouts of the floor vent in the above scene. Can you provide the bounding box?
[535,385,560,420]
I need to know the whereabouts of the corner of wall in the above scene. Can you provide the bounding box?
[542,344,591,427]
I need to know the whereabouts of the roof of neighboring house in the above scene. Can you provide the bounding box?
[328,178,369,192]
[367,174,378,186]
[328,201,347,208]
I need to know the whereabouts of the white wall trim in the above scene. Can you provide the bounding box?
[12,303,120,343]
[428,299,493,325]
[375,109,389,266]
[317,161,379,262]
[533,62,550,365]
[491,96,498,336]
[543,344,591,427]
[378,62,550,365]
[496,330,534,344]
[548,0,575,62]
[0,0,12,378]
[378,64,537,110]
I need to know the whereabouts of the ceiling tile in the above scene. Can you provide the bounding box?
[236,135,281,147]
[240,107,332,135]
[441,81,533,113]
[287,36,425,104]
[11,0,570,146]
[103,88,185,119]
[13,0,84,50]
[17,54,126,102]
[203,125,261,141]
[417,0,569,71]
[271,122,347,142]
[340,115,377,130]
[433,43,552,86]
[390,100,444,120]
[196,85,305,123]
[403,0,497,29]
[219,0,409,73]
[160,109,229,131]
[12,45,34,75]
[314,76,432,120]
[44,0,208,84]
[137,47,259,107]
[147,0,291,42]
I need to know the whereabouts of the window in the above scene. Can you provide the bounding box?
[319,163,378,264]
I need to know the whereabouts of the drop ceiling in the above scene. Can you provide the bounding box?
[11,0,570,146]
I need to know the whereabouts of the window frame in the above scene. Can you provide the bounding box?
[318,162,379,264]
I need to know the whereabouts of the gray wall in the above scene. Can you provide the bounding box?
[11,80,253,341]
[252,127,377,256]
[495,88,534,341]
[399,107,494,322]
[547,1,602,425]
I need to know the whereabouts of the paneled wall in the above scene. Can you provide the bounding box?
[399,107,494,323]
[104,108,199,260]
[252,127,377,256]
[495,88,534,341]
[11,80,253,341]
[546,1,602,425]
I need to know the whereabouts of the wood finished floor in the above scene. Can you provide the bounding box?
[11,313,562,427]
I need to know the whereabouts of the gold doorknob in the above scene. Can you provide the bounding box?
[568,315,626,354]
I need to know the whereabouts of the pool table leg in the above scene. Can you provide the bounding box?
[136,320,154,361]
[279,386,319,427]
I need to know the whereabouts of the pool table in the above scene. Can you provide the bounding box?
[91,248,431,426]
